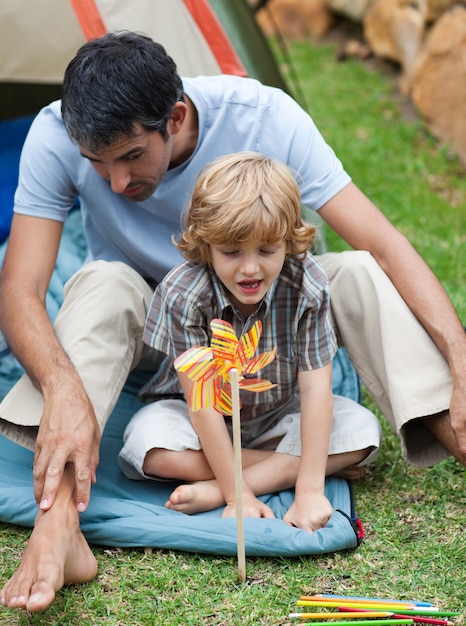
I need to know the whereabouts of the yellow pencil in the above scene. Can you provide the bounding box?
[296,600,419,611]
[301,596,426,608]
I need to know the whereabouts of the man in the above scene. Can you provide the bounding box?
[0,31,464,613]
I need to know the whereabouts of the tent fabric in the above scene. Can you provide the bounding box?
[69,0,227,77]
[0,0,85,84]
[69,0,107,41]
[0,0,264,84]
[181,0,247,76]
[0,0,287,120]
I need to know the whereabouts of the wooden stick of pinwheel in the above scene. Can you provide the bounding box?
[174,319,276,583]
[229,366,246,581]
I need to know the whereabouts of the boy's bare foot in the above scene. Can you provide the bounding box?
[0,488,97,612]
[165,480,224,514]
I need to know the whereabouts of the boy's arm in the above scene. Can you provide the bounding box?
[283,365,334,533]
[177,371,274,519]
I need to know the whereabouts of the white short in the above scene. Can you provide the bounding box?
[118,394,382,480]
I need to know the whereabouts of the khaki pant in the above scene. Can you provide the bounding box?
[0,252,452,466]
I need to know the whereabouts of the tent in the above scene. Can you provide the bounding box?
[0,0,287,120]
[0,0,289,240]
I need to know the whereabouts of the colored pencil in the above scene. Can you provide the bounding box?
[289,618,414,625]
[297,601,420,610]
[288,612,398,620]
[372,610,460,618]
[309,595,432,607]
[300,596,424,610]
[338,606,451,625]
[296,601,459,616]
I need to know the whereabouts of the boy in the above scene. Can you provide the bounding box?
[118,152,381,533]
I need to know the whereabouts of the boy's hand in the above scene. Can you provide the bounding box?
[221,492,275,520]
[283,492,333,534]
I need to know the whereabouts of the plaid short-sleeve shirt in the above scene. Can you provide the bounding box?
[140,254,337,421]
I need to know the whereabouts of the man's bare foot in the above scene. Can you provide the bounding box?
[166,480,225,514]
[0,501,97,612]
[423,410,466,466]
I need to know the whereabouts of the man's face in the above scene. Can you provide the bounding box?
[79,123,173,202]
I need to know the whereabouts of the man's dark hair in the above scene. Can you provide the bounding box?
[61,31,184,152]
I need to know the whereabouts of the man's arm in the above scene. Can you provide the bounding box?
[0,214,101,511]
[319,182,466,460]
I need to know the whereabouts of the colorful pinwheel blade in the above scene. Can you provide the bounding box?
[243,345,277,375]
[239,378,276,392]
[213,376,234,415]
[237,320,262,365]
[210,319,238,362]
[189,379,216,412]
[174,346,213,377]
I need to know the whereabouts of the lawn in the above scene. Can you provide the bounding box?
[0,25,465,626]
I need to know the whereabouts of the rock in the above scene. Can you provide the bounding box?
[363,0,427,94]
[254,0,334,38]
[324,0,373,22]
[425,0,457,22]
[412,4,466,165]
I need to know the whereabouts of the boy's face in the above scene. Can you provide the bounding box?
[209,241,287,317]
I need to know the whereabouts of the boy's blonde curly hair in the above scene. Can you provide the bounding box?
[175,151,317,264]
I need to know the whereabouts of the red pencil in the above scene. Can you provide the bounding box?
[338,606,452,625]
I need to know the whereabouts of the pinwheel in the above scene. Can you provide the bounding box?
[174,318,277,581]
[174,318,277,415]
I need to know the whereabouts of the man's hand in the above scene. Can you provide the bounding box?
[423,356,466,465]
[449,380,466,461]
[33,387,101,513]
[284,492,333,534]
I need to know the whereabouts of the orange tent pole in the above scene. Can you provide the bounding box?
[69,0,107,40]
[182,0,247,76]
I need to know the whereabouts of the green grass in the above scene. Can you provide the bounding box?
[1,31,465,626]
[283,38,465,320]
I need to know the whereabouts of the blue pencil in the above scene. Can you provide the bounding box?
[316,595,432,608]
